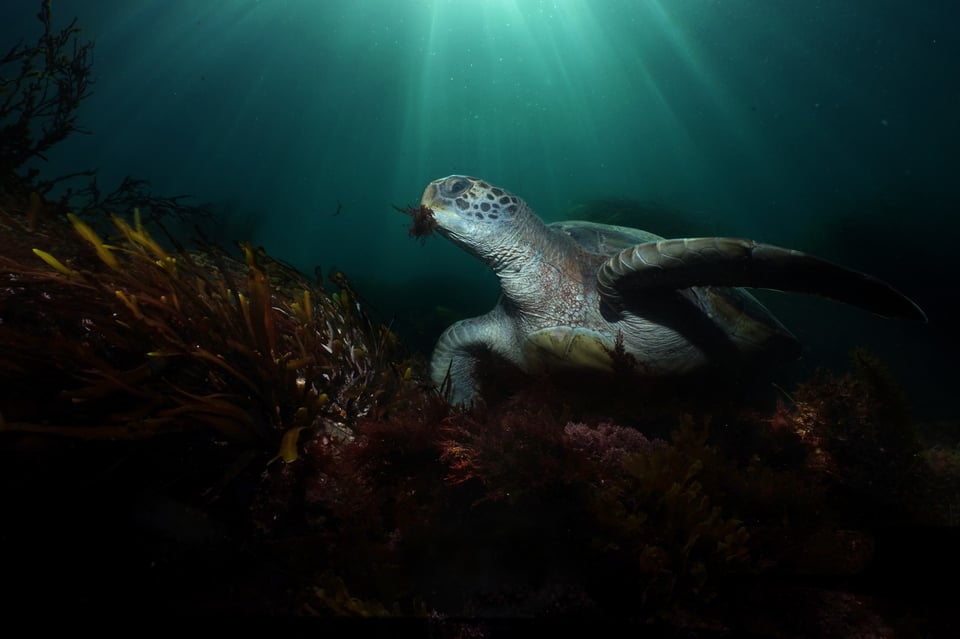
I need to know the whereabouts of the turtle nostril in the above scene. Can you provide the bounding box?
[442,177,471,197]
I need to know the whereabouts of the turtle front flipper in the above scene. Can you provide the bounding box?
[597,237,927,322]
[430,309,521,406]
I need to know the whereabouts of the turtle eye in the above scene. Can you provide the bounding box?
[441,177,471,198]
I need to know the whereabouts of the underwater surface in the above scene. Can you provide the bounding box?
[1,0,958,633]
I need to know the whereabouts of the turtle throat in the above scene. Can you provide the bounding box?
[484,205,572,311]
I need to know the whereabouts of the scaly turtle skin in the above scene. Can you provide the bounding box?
[416,175,926,405]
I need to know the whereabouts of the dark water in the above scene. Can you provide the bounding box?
[6,0,958,413]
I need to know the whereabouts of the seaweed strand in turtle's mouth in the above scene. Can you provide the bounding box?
[394,203,438,240]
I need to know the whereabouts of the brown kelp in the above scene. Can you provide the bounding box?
[0,203,421,455]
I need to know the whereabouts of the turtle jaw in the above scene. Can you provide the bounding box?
[419,180,455,227]
[419,180,468,241]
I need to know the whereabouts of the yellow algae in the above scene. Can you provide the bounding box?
[111,213,171,262]
[303,290,313,323]
[269,426,307,464]
[68,212,119,270]
[32,248,77,276]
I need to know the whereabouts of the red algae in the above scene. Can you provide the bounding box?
[394,203,438,240]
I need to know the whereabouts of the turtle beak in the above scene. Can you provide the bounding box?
[420,180,457,228]
[420,181,441,209]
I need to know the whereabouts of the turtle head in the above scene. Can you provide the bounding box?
[420,175,533,264]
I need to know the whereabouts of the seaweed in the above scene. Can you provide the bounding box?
[0,204,421,459]
[2,210,954,632]
[394,203,438,241]
[0,0,94,197]
[1,6,954,629]
[1,2,212,227]
[766,348,925,524]
[68,174,215,226]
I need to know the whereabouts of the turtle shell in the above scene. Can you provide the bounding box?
[550,220,665,257]
[538,220,803,368]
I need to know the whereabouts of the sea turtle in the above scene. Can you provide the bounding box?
[411,175,926,406]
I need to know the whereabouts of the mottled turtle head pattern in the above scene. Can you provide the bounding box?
[420,175,535,263]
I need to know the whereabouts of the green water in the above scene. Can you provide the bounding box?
[6,0,957,408]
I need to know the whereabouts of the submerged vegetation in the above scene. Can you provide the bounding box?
[394,202,438,240]
[1,2,957,635]
[0,203,420,448]
[0,0,94,198]
[2,200,955,629]
[1,1,211,225]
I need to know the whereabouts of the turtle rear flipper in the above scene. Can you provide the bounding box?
[597,237,927,322]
